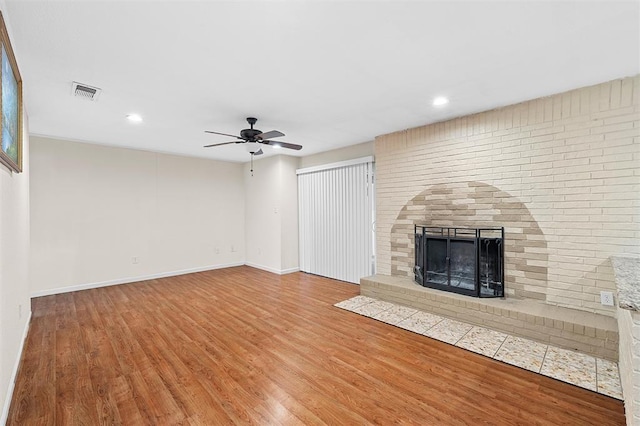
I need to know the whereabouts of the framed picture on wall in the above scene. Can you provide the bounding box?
[0,11,22,173]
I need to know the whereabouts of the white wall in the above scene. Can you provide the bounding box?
[299,141,374,169]
[29,138,372,291]
[0,2,32,420]
[244,154,299,274]
[243,144,375,275]
[0,115,30,422]
[280,156,299,271]
[244,155,282,272]
[29,136,245,295]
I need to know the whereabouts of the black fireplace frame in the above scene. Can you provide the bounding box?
[414,225,505,298]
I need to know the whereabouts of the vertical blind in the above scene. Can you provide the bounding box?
[297,157,375,284]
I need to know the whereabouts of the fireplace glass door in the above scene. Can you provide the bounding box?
[425,237,477,296]
[449,239,476,292]
[425,238,447,286]
[479,238,503,296]
[414,226,504,298]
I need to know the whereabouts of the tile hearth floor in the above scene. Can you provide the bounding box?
[334,295,623,399]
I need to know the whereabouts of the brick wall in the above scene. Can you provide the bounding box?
[376,76,640,315]
[391,182,548,300]
[618,308,639,424]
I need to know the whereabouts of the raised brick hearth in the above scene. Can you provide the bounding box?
[361,274,618,360]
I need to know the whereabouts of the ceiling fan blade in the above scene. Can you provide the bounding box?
[203,141,238,148]
[257,130,285,140]
[263,140,302,151]
[205,130,243,140]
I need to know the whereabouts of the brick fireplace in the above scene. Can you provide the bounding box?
[374,75,638,317]
[390,181,545,300]
[363,76,639,359]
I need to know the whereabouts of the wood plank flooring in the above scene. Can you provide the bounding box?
[8,266,625,425]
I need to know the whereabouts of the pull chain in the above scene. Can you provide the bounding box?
[250,153,254,176]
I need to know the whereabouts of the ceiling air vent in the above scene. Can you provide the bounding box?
[71,81,101,101]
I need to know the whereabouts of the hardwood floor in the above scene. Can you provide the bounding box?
[8,266,625,425]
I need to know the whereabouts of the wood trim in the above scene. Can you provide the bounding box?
[0,10,22,173]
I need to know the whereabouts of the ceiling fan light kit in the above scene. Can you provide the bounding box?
[245,142,262,155]
[204,117,302,175]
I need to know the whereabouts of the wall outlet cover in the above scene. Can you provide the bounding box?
[600,291,614,306]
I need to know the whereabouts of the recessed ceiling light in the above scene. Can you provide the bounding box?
[126,114,143,123]
[432,96,449,106]
[271,145,281,150]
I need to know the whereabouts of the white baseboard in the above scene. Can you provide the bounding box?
[30,262,245,298]
[1,310,32,425]
[245,262,299,275]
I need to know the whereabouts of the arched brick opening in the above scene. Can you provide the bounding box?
[390,182,548,300]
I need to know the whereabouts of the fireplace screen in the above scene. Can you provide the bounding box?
[414,226,504,298]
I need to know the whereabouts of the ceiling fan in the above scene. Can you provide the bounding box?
[204,117,302,156]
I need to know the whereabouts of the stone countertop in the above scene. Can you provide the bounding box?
[612,256,640,311]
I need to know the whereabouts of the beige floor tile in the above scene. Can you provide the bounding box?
[597,374,623,399]
[396,311,443,334]
[493,336,547,373]
[544,346,595,370]
[334,295,376,310]
[540,359,597,392]
[596,358,619,377]
[424,318,473,345]
[351,300,395,317]
[596,358,623,400]
[455,326,508,357]
[374,305,418,325]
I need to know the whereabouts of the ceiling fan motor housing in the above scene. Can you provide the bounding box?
[240,128,262,141]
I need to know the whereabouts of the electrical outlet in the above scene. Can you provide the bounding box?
[600,291,614,306]
[231,245,235,253]
[215,247,220,254]
[18,304,22,319]
[132,256,139,264]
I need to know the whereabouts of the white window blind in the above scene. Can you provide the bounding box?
[297,157,375,284]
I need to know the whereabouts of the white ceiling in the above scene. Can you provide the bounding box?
[5,1,639,163]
